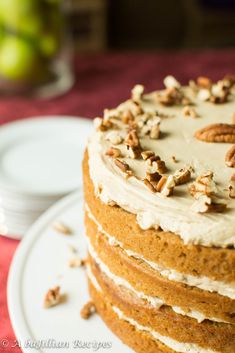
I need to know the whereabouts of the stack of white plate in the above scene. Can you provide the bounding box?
[0,116,92,239]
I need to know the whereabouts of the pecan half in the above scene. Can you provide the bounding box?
[225,145,235,167]
[194,123,235,143]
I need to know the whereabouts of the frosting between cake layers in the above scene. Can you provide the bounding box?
[87,89,235,248]
[87,264,218,353]
[112,306,218,353]
[86,236,230,323]
[85,203,235,301]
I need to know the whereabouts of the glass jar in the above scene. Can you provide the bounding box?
[0,0,74,98]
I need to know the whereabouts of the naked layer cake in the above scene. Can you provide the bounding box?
[83,75,235,353]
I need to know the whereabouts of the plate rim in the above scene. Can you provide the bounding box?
[0,116,92,197]
[7,191,82,353]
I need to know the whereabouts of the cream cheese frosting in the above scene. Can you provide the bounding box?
[112,306,218,353]
[85,203,235,300]
[87,87,235,248]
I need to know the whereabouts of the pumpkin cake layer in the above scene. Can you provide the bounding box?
[85,214,235,324]
[88,267,232,353]
[83,150,235,285]
[88,279,175,353]
[87,258,235,353]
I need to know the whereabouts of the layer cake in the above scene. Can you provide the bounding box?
[83,76,235,353]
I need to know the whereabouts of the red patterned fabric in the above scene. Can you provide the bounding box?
[0,51,235,352]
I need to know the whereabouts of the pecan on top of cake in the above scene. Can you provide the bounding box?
[88,76,235,247]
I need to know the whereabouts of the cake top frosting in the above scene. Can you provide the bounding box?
[87,75,235,248]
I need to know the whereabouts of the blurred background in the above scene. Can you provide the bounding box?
[0,0,235,99]
[69,0,235,51]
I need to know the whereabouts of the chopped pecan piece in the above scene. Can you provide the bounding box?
[124,129,140,148]
[194,123,235,143]
[228,184,235,199]
[140,115,161,139]
[156,176,167,192]
[44,286,62,308]
[68,256,84,268]
[106,147,121,158]
[105,131,123,145]
[197,88,211,102]
[146,155,161,165]
[124,129,142,159]
[159,87,182,106]
[121,109,135,124]
[189,171,216,197]
[93,117,112,131]
[146,170,161,182]
[131,84,144,102]
[173,166,192,185]
[189,172,227,213]
[114,159,132,175]
[127,100,143,116]
[163,75,181,89]
[80,301,96,320]
[191,194,226,213]
[171,155,178,163]
[225,145,235,167]
[223,74,235,87]
[103,108,120,121]
[53,222,73,235]
[146,154,167,174]
[161,175,175,196]
[141,150,155,160]
[153,160,167,174]
[150,123,160,139]
[127,146,142,159]
[143,178,157,193]
[182,106,198,118]
[196,76,212,89]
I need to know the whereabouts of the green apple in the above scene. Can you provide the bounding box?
[39,33,59,58]
[0,0,43,38]
[0,35,39,80]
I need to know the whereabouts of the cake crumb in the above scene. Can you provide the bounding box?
[80,301,96,319]
[68,256,86,268]
[171,155,178,163]
[53,222,73,235]
[44,286,63,308]
[68,244,78,254]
